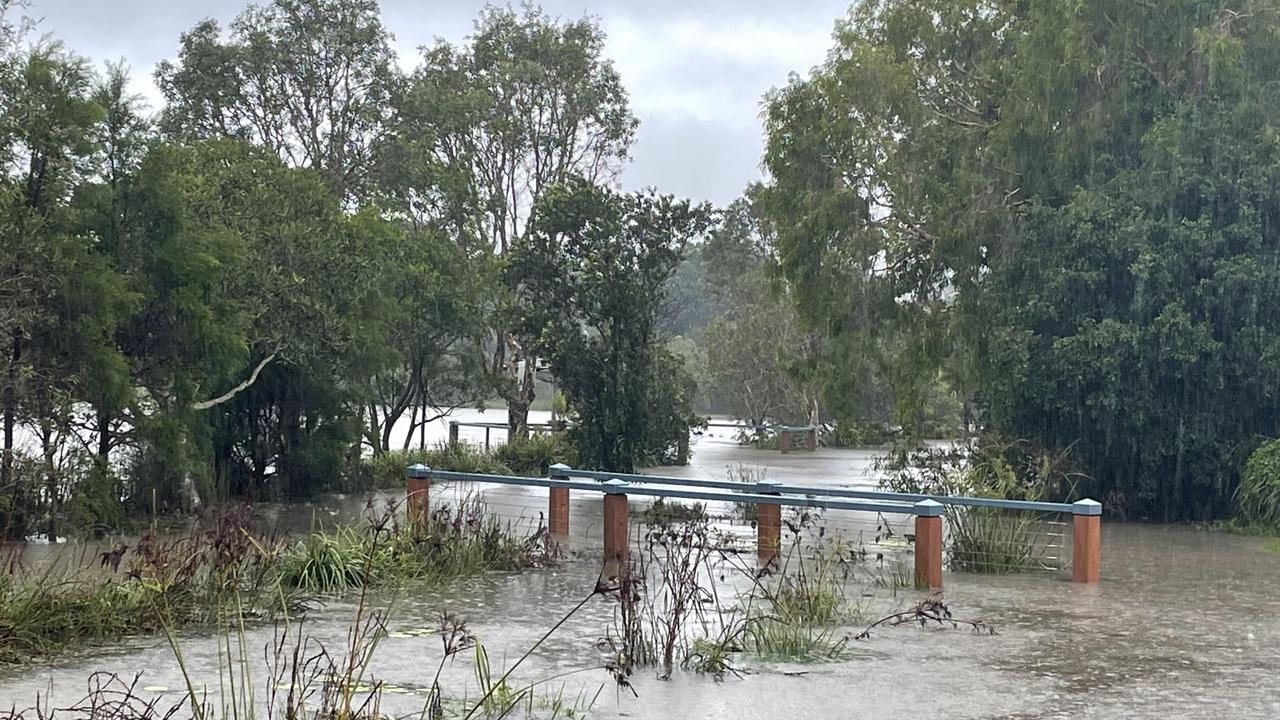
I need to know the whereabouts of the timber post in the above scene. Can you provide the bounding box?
[548,463,571,539]
[602,478,630,581]
[913,499,944,589]
[405,463,431,530]
[1071,499,1102,583]
[756,478,783,561]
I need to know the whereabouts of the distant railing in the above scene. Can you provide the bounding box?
[703,422,819,453]
[447,420,558,450]
[404,463,1102,588]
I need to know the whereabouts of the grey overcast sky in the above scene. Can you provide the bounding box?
[20,0,851,206]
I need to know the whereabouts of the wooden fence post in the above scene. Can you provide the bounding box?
[405,463,431,530]
[779,429,792,454]
[805,427,817,451]
[548,463,571,539]
[1071,499,1102,583]
[913,499,943,589]
[448,421,459,445]
[756,479,783,561]
[602,479,630,581]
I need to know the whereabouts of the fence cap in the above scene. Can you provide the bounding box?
[406,464,431,479]
[548,463,572,478]
[602,478,629,494]
[756,479,784,493]
[913,499,944,517]
[1072,498,1102,516]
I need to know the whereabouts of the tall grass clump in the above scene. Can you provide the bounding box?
[945,507,1042,573]
[880,437,1082,573]
[1236,438,1280,527]
[492,433,576,476]
[736,533,851,661]
[277,496,551,593]
[0,506,286,665]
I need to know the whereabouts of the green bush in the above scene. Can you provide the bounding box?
[492,433,576,475]
[825,421,893,448]
[361,444,513,488]
[1236,439,1280,526]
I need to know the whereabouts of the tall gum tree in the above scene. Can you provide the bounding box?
[763,0,1280,519]
[390,6,636,438]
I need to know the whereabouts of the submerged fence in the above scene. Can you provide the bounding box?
[446,420,558,450]
[404,463,1102,587]
[703,422,819,453]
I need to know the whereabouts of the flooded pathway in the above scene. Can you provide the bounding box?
[2,431,1278,718]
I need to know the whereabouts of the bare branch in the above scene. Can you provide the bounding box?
[192,353,276,411]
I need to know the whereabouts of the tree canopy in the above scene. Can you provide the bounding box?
[763,0,1280,519]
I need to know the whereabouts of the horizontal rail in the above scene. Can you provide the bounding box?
[704,422,816,432]
[407,464,1103,586]
[427,469,916,514]
[449,421,555,430]
[565,468,1081,515]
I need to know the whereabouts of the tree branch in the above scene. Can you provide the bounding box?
[192,353,277,411]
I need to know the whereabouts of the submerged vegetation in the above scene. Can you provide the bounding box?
[358,435,576,490]
[0,497,549,666]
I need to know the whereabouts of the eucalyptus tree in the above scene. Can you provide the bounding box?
[508,178,712,472]
[391,6,637,438]
[764,0,1280,519]
[155,0,398,201]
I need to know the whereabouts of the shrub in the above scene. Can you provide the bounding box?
[879,437,1081,574]
[361,444,513,488]
[492,433,576,476]
[1236,438,1280,526]
[825,421,893,448]
[639,498,707,526]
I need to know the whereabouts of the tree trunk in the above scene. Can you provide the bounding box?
[2,333,19,487]
[40,422,58,540]
[96,409,112,466]
[507,355,536,440]
[403,403,418,451]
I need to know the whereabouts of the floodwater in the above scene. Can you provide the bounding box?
[2,430,1279,718]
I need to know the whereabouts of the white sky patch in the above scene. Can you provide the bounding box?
[603,15,830,124]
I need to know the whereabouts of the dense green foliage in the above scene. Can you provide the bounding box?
[0,0,686,537]
[1236,438,1280,526]
[763,0,1280,519]
[509,179,713,472]
[11,0,1280,529]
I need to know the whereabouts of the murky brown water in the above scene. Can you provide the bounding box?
[2,433,1278,718]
